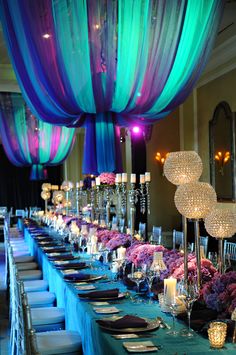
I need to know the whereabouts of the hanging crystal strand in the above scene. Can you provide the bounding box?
[121,182,127,219]
[140,182,146,215]
[145,182,151,215]
[129,183,136,236]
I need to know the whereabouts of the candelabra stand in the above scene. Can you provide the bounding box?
[139,182,151,215]
[121,182,127,219]
[193,219,201,289]
[95,186,103,222]
[75,185,80,216]
[90,187,96,221]
[129,183,137,236]
[65,191,69,215]
[115,182,123,224]
[105,187,111,226]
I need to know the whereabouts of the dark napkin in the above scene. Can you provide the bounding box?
[44,247,69,253]
[64,273,92,281]
[78,288,119,299]
[97,315,148,329]
[48,254,75,261]
[55,262,86,270]
[177,301,218,332]
[38,242,62,247]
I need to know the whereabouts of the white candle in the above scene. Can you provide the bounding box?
[122,173,127,183]
[79,180,84,188]
[96,177,100,186]
[91,180,95,188]
[117,246,126,260]
[164,278,177,304]
[200,245,205,259]
[145,172,151,182]
[130,174,136,183]
[76,182,79,188]
[116,173,122,183]
[140,174,145,184]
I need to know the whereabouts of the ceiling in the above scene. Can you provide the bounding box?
[0,2,236,82]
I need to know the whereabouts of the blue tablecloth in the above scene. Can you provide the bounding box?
[24,228,236,355]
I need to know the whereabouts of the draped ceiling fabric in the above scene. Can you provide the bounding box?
[0,0,224,173]
[0,93,76,180]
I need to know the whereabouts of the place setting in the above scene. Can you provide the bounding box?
[77,288,126,301]
[63,271,104,283]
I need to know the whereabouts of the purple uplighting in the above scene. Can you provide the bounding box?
[132,126,141,134]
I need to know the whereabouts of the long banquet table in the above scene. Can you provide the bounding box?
[24,227,235,355]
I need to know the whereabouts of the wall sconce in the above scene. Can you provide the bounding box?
[215,151,230,175]
[155,152,169,175]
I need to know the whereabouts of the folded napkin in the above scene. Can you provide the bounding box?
[56,262,86,270]
[79,288,119,299]
[64,273,91,281]
[45,248,69,253]
[97,315,148,329]
[177,301,218,332]
[48,254,74,261]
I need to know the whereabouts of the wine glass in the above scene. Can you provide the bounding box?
[79,235,87,254]
[165,295,180,336]
[178,280,199,337]
[146,270,156,303]
[128,265,145,299]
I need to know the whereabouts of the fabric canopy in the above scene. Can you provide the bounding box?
[0,93,76,180]
[0,0,224,173]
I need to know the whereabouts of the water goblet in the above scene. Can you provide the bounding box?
[80,235,87,254]
[146,270,156,303]
[164,295,179,336]
[178,280,199,337]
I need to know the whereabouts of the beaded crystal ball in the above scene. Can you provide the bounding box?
[174,182,217,219]
[205,207,236,239]
[164,151,203,185]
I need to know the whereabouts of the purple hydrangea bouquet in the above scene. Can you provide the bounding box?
[200,271,236,316]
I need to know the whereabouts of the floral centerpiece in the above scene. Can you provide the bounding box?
[99,172,116,185]
[200,271,236,317]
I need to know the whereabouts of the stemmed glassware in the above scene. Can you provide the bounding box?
[146,269,156,303]
[165,295,180,336]
[127,264,145,302]
[178,280,199,337]
[79,235,87,254]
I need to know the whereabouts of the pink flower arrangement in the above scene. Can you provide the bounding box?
[99,172,116,185]
[106,233,132,250]
[126,243,217,283]
[126,243,166,267]
[200,271,236,316]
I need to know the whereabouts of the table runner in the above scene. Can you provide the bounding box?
[24,228,235,355]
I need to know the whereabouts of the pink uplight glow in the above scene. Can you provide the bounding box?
[132,126,140,134]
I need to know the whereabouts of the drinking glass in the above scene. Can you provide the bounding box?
[146,270,156,302]
[178,280,199,337]
[166,296,179,336]
[80,235,87,254]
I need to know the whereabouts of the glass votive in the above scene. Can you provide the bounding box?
[208,327,227,349]
[209,321,227,332]
[158,293,164,305]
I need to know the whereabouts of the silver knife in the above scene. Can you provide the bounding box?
[112,333,155,339]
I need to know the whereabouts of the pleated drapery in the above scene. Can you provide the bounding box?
[0,0,224,173]
[0,93,76,180]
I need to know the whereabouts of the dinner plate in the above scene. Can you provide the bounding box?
[123,341,158,353]
[79,292,126,301]
[76,285,96,291]
[64,274,104,283]
[93,306,120,314]
[98,318,159,333]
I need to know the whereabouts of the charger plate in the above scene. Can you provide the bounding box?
[64,274,103,283]
[98,318,159,333]
[79,292,126,301]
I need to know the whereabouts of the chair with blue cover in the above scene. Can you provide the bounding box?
[151,226,162,244]
[173,230,184,249]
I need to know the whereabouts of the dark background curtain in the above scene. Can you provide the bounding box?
[131,133,147,233]
[0,145,62,211]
